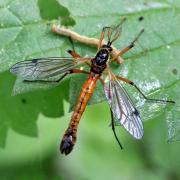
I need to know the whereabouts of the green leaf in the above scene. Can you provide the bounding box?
[0,71,69,147]
[0,0,73,146]
[0,0,74,73]
[0,0,179,146]
[59,0,180,141]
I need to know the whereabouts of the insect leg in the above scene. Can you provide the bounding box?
[111,29,144,62]
[68,36,75,52]
[68,50,81,58]
[67,36,92,67]
[67,38,92,67]
[24,69,89,83]
[97,28,105,50]
[98,76,123,148]
[110,109,123,149]
[115,75,175,104]
[67,36,82,58]
[97,26,111,51]
[67,48,92,68]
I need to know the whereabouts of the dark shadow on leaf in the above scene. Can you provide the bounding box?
[0,71,69,147]
[38,0,75,26]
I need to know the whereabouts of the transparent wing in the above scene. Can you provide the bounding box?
[104,79,143,139]
[10,57,83,80]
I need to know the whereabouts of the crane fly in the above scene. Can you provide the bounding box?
[10,18,175,155]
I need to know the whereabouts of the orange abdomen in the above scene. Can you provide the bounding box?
[60,73,99,155]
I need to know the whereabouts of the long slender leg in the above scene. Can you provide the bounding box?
[68,49,92,69]
[68,36,75,52]
[97,28,105,50]
[98,18,127,50]
[68,50,91,68]
[98,77,123,149]
[111,29,144,62]
[67,36,82,58]
[97,27,111,51]
[68,50,81,58]
[110,109,123,149]
[24,69,89,83]
[67,37,93,69]
[115,75,175,104]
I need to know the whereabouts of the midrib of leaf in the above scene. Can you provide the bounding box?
[147,79,180,96]
[124,39,180,63]
[0,19,46,28]
[73,6,175,18]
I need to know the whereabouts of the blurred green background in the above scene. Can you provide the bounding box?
[0,0,180,179]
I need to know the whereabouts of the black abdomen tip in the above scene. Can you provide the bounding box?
[60,135,76,155]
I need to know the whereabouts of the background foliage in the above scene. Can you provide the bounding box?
[0,0,179,179]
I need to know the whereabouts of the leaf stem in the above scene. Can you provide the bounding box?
[51,24,124,64]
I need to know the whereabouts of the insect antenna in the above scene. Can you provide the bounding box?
[107,17,127,45]
[130,29,145,48]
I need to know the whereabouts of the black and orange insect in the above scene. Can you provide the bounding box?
[10,18,175,155]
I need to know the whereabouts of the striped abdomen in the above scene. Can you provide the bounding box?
[60,73,99,155]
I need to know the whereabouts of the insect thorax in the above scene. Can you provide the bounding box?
[91,48,110,74]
